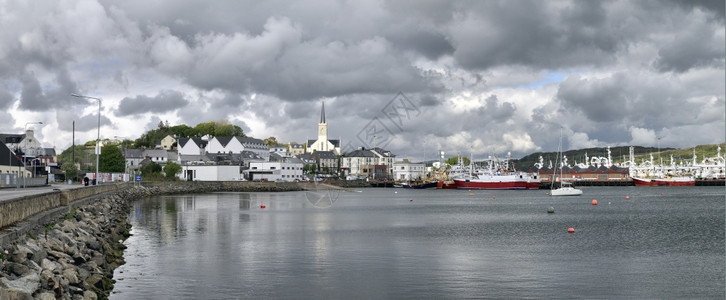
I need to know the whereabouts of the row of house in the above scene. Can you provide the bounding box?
[0,103,414,183]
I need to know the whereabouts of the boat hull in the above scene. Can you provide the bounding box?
[550,187,583,196]
[436,181,458,189]
[402,181,438,189]
[632,177,695,186]
[454,176,540,190]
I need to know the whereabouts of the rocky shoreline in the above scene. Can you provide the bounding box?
[0,182,302,299]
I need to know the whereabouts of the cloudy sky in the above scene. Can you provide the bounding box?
[2,0,724,161]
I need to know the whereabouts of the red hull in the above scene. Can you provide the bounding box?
[632,177,695,186]
[453,179,540,190]
[437,181,458,189]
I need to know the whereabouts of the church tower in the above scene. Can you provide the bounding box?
[318,102,328,149]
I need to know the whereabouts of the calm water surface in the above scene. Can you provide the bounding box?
[111,186,725,299]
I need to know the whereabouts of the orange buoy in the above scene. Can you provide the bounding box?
[567,227,575,233]
[260,203,266,209]
[591,199,598,205]
[625,196,630,200]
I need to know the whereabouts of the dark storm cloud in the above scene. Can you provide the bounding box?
[482,95,515,122]
[0,0,722,154]
[557,74,627,123]
[116,90,190,116]
[18,68,81,111]
[18,71,45,111]
[385,26,454,60]
[653,13,724,72]
[448,1,619,70]
[0,89,14,109]
[55,109,114,133]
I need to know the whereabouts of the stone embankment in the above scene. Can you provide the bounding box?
[0,181,301,300]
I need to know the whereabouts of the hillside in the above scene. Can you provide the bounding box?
[512,143,725,169]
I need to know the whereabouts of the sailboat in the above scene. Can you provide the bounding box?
[550,129,583,196]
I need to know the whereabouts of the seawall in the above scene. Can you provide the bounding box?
[0,181,301,299]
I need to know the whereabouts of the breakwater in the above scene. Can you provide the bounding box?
[0,181,301,299]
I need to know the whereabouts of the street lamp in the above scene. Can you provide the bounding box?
[22,122,42,188]
[71,93,102,185]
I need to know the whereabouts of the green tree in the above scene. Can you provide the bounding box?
[303,164,317,174]
[61,162,79,182]
[140,161,163,177]
[164,162,182,178]
[99,145,126,172]
[58,145,93,165]
[193,121,245,137]
[445,156,470,166]
[263,136,279,146]
[170,124,197,137]
[194,121,217,136]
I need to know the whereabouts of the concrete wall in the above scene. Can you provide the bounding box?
[0,183,132,229]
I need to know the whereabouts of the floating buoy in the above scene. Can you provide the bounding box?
[409,198,413,202]
[260,203,266,209]
[547,206,555,213]
[660,192,664,196]
[591,199,598,205]
[625,196,630,200]
[492,195,496,199]
[567,227,575,233]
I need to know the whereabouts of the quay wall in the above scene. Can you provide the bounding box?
[0,181,302,299]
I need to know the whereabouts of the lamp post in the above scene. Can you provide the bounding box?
[72,94,102,184]
[22,122,43,188]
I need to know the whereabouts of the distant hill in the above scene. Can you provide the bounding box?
[512,143,725,169]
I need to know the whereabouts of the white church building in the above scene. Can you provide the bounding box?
[307,102,341,155]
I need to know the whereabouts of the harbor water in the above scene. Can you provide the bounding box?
[111,186,725,299]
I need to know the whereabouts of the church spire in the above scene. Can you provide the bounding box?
[320,101,326,123]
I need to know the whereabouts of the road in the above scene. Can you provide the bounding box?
[0,183,83,202]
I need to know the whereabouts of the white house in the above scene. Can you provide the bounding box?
[341,147,396,179]
[392,159,425,181]
[270,146,288,157]
[178,137,209,155]
[245,161,304,182]
[143,149,169,164]
[178,164,241,181]
[123,149,144,173]
[18,129,44,157]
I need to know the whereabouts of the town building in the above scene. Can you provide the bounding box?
[178,136,270,161]
[392,159,426,181]
[340,147,396,180]
[245,160,304,182]
[270,146,288,157]
[159,135,177,150]
[312,150,339,174]
[288,143,305,156]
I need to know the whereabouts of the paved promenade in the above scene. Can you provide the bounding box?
[0,183,83,202]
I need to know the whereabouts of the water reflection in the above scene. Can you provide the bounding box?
[113,188,725,299]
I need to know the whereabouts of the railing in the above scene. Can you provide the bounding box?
[0,174,47,188]
[0,174,18,188]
